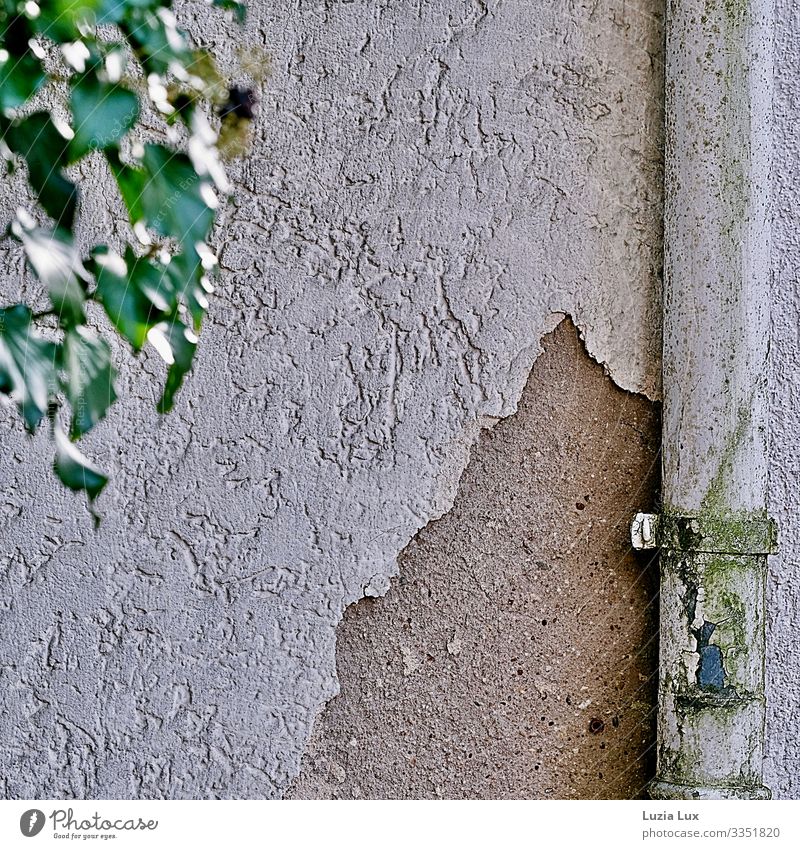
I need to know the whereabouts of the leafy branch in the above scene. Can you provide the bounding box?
[0,0,255,514]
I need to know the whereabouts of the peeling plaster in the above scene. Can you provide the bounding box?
[290,320,661,800]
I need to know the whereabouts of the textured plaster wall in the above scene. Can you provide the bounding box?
[766,0,800,801]
[0,0,666,798]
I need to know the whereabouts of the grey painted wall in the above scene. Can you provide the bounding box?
[766,0,800,801]
[4,0,794,800]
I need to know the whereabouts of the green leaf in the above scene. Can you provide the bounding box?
[53,425,107,502]
[62,325,117,438]
[3,112,77,229]
[0,0,247,505]
[0,6,35,56]
[11,217,87,327]
[118,6,191,76]
[107,144,215,247]
[0,304,59,431]
[0,52,46,113]
[91,246,174,350]
[31,1,136,41]
[70,73,139,160]
[166,246,213,329]
[148,319,197,413]
[213,1,247,23]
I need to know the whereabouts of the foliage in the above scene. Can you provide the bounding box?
[0,0,253,512]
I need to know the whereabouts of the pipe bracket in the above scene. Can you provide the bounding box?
[631,512,778,556]
[649,780,771,801]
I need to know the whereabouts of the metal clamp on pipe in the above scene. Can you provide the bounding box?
[632,512,778,556]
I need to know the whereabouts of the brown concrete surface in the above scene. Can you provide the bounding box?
[289,319,661,799]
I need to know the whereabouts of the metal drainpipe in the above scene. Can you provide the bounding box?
[630,0,776,799]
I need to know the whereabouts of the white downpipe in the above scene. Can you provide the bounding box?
[633,0,775,799]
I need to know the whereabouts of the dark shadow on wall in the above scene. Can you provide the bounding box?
[289,318,661,799]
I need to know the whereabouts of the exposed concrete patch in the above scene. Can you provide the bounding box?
[289,320,661,799]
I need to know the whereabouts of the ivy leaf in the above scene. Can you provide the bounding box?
[166,246,214,329]
[91,246,175,350]
[212,1,247,23]
[118,6,192,77]
[0,6,36,61]
[0,52,46,113]
[1,0,244,506]
[107,144,215,247]
[3,112,77,229]
[11,216,87,327]
[106,143,216,331]
[31,1,132,41]
[62,325,117,438]
[0,304,59,431]
[53,425,107,502]
[147,319,198,413]
[70,73,139,160]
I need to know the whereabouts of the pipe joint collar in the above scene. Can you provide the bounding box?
[631,511,778,556]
